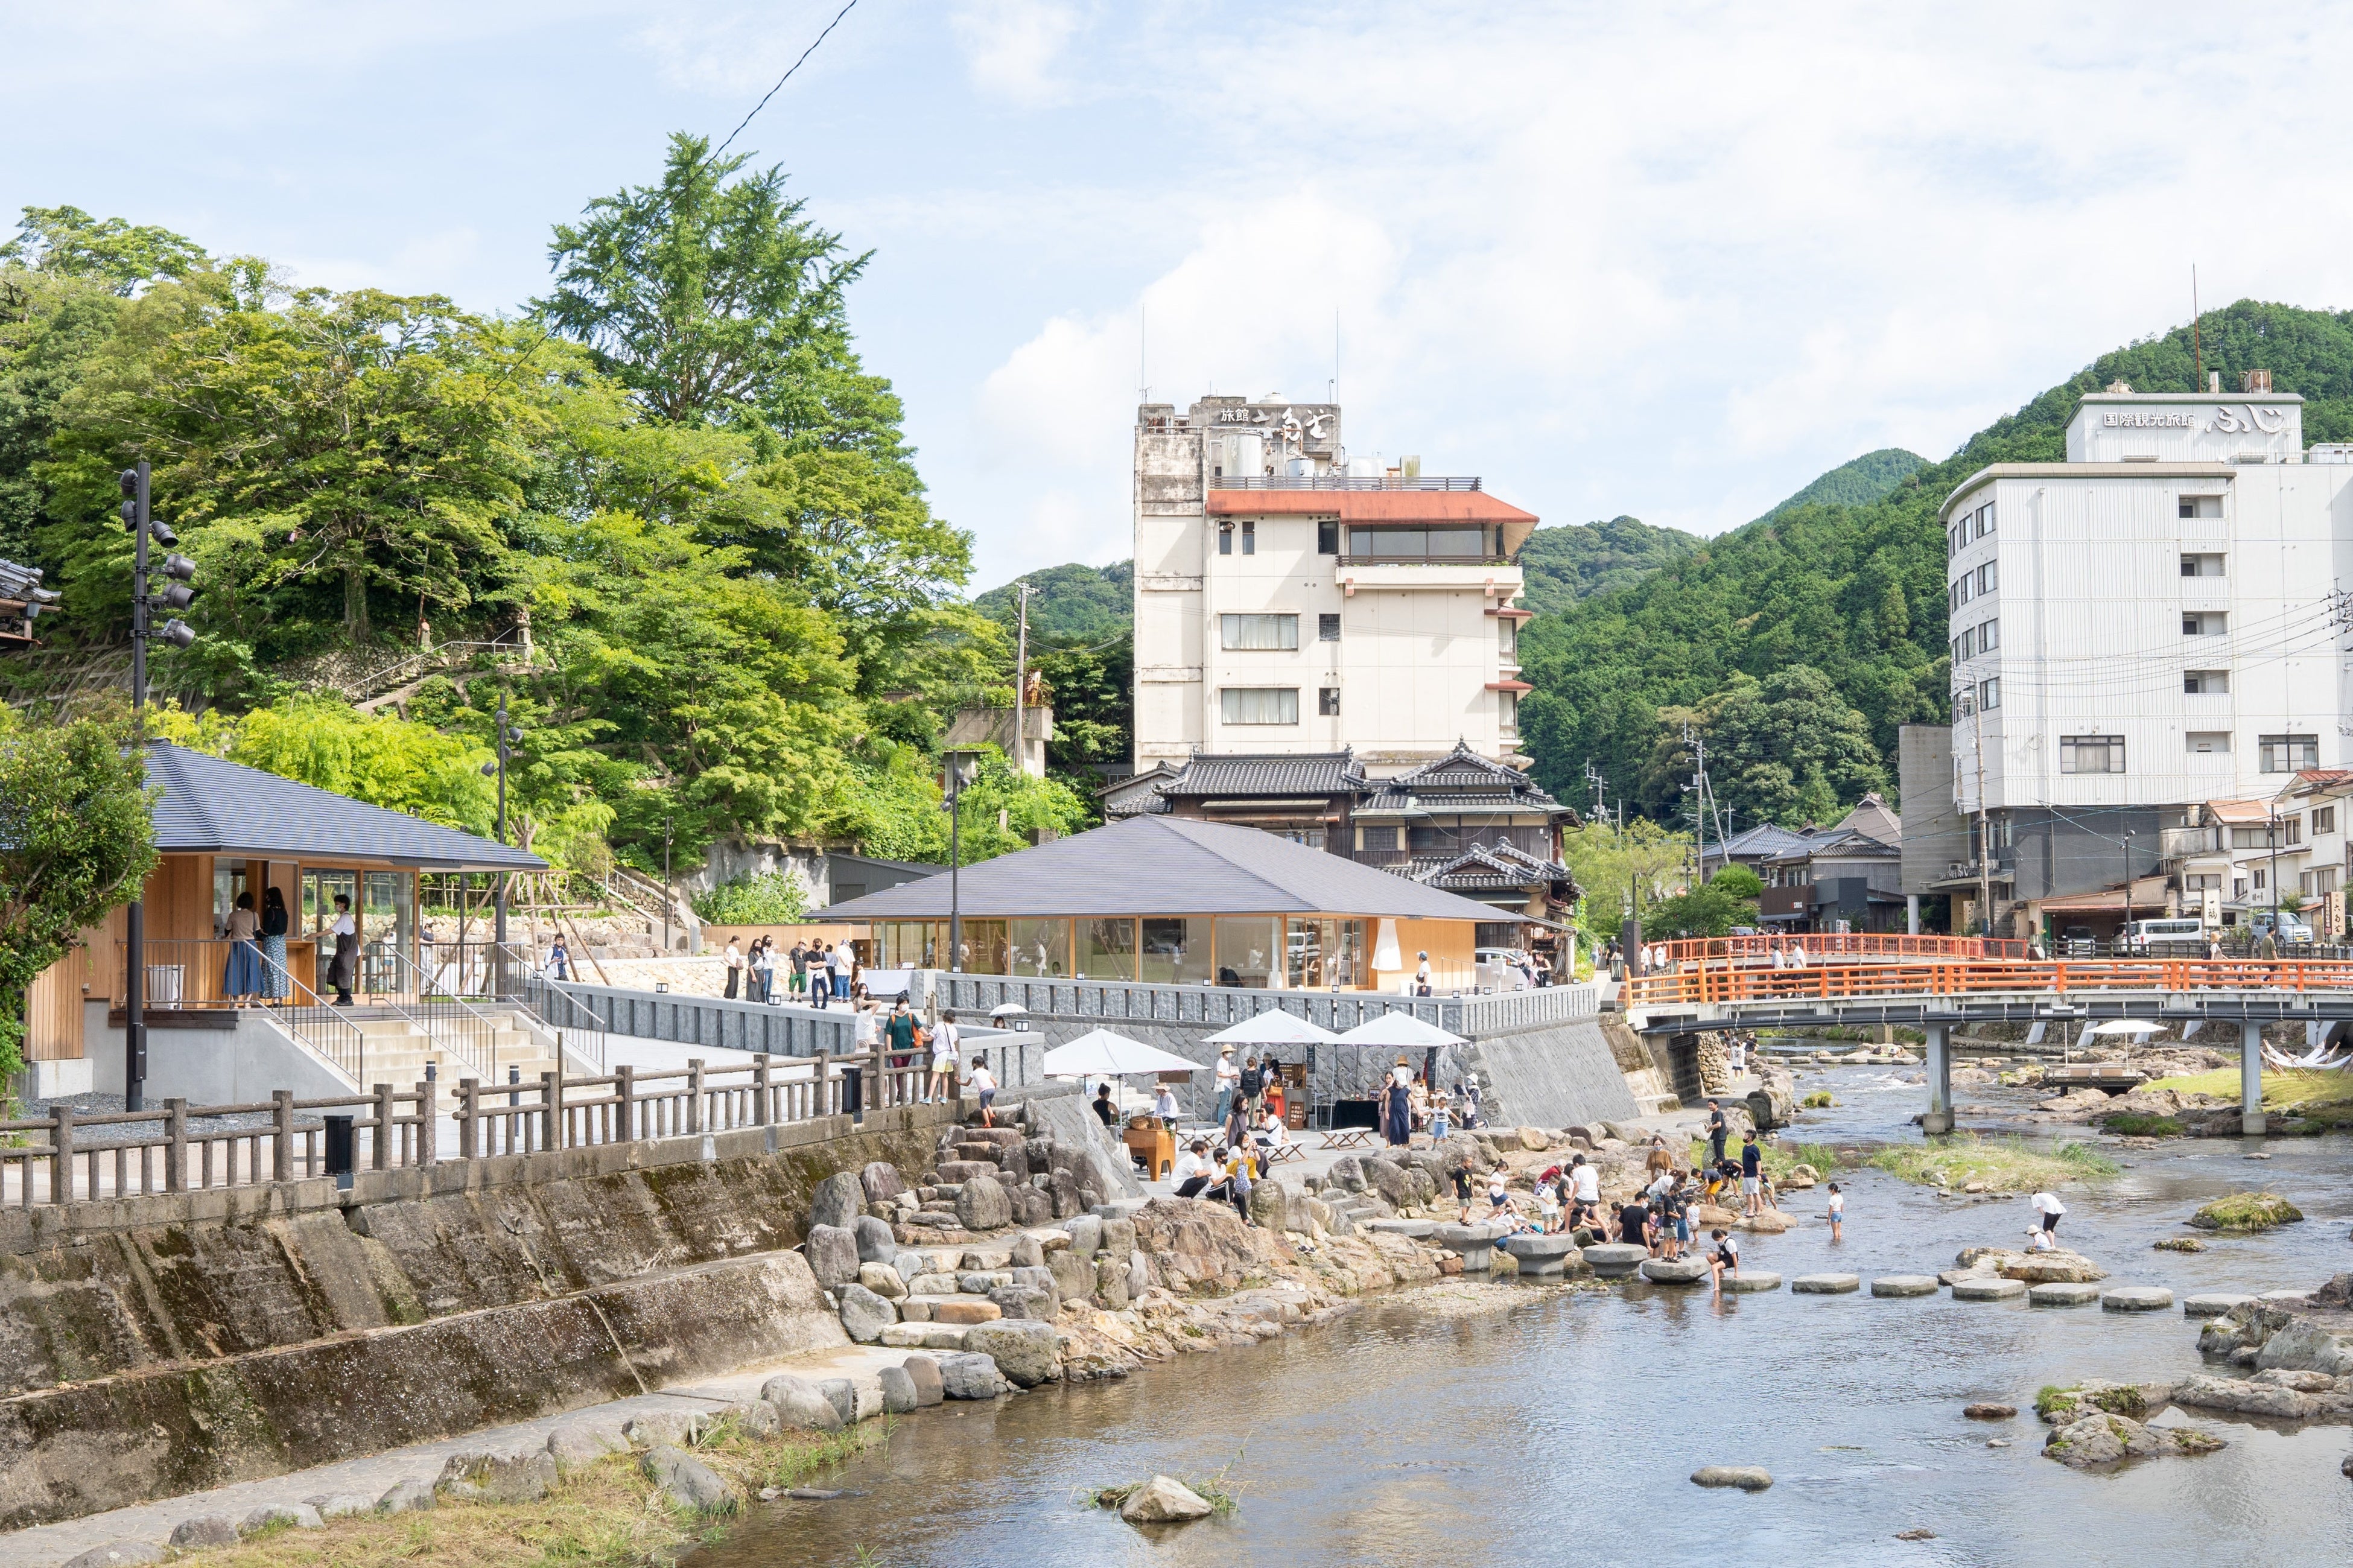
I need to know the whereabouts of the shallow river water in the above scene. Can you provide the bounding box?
[694,1065,2353,1568]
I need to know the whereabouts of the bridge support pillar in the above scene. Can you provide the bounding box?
[2240,1019,2266,1137]
[1922,1021,1952,1135]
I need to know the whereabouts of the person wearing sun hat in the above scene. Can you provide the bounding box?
[1213,1044,1240,1129]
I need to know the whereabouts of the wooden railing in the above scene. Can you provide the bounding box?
[0,1050,935,1210]
[1625,956,2353,1010]
[1651,934,2030,964]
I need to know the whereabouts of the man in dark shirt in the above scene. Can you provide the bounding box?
[1706,1099,1729,1167]
[1239,1055,1265,1119]
[1619,1199,1653,1252]
[1740,1131,1764,1216]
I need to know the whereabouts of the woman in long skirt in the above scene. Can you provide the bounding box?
[223,891,263,1004]
[259,886,290,1002]
[1383,1059,1414,1146]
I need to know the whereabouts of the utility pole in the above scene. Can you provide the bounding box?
[942,760,973,971]
[1966,684,1992,940]
[1011,581,1033,778]
[116,461,197,1114]
[481,693,524,989]
[2121,830,2135,947]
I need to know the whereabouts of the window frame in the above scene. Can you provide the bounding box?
[1219,612,1299,651]
[2259,733,2319,773]
[1317,686,1341,716]
[2059,734,2126,775]
[1219,687,1300,725]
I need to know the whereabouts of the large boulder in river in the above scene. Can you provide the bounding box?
[1130,1196,1285,1294]
[964,1319,1062,1387]
[1997,1249,2108,1285]
[2043,1412,2224,1468]
[810,1172,866,1232]
[2187,1192,2304,1232]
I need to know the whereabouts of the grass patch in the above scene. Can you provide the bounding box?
[1084,1451,1246,1519]
[2099,1112,2185,1137]
[180,1419,886,1567]
[1800,1091,1835,1109]
[2186,1192,2305,1231]
[1867,1132,2118,1190]
[2145,1067,2353,1111]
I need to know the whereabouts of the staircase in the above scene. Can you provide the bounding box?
[328,1007,559,1090]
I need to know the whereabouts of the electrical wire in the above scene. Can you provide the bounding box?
[713,0,862,160]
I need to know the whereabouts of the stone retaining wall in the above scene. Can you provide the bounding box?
[0,1103,964,1529]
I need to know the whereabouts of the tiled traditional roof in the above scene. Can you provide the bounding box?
[1154,751,1369,799]
[1759,828,1899,867]
[1710,822,1823,861]
[1097,763,1180,817]
[1412,840,1579,895]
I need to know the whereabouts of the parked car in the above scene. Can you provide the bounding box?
[2122,916,2207,954]
[2246,909,2315,944]
[2057,924,2100,957]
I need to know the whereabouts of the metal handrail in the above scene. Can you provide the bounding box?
[1209,475,1483,492]
[378,945,504,1082]
[253,948,374,1087]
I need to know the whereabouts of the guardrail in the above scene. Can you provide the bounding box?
[538,977,866,1057]
[0,1050,934,1209]
[931,973,1599,1035]
[1653,934,2030,964]
[1625,956,2353,1010]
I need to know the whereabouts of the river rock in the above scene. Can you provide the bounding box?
[2102,1286,2175,1312]
[1367,1217,1436,1238]
[1363,1159,1413,1207]
[1248,1180,1291,1231]
[439,1451,557,1503]
[1326,1155,1367,1192]
[241,1503,324,1532]
[1724,1271,1782,1292]
[989,1283,1055,1320]
[305,1491,379,1519]
[805,1224,862,1290]
[1049,1248,1096,1301]
[170,1517,238,1548]
[934,1298,1002,1325]
[1129,1250,1149,1300]
[1582,1243,1648,1278]
[643,1446,734,1512]
[838,1281,898,1342]
[860,1160,907,1203]
[1009,1233,1046,1269]
[958,1269,1014,1293]
[966,1319,1063,1386]
[1689,1465,1773,1491]
[2029,1282,2102,1306]
[811,1171,867,1231]
[2187,1192,2305,1231]
[1952,1277,2027,1301]
[1434,1224,1500,1271]
[2043,1412,2224,1468]
[60,1544,162,1567]
[901,1354,945,1405]
[909,1271,961,1295]
[853,1214,899,1265]
[761,1374,845,1432]
[857,1262,909,1301]
[1871,1275,1940,1298]
[938,1350,1013,1399]
[1012,1187,1055,1226]
[2154,1236,2206,1253]
[545,1423,623,1467]
[1119,1474,1214,1524]
[876,1365,919,1414]
[1963,1403,2017,1420]
[958,1176,1015,1231]
[1096,1253,1131,1307]
[2172,1373,2346,1420]
[1064,1213,1105,1255]
[1741,1210,1793,1233]
[377,1479,436,1514]
[1999,1249,2108,1285]
[2183,1293,2257,1318]
[817,1379,857,1425]
[1791,1273,1861,1294]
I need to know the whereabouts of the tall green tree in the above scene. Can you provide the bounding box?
[0,205,206,295]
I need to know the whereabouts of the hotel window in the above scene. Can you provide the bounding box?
[1980,618,1998,650]
[2259,734,2319,773]
[1497,616,1516,655]
[2178,495,2223,519]
[1318,687,1342,716]
[2317,806,2338,835]
[2183,670,2229,695]
[2283,816,2304,846]
[2254,867,2267,891]
[2186,731,2231,755]
[1318,612,1341,641]
[1316,520,1339,554]
[1977,677,1999,710]
[1955,687,1974,717]
[1221,613,1298,650]
[2184,611,2226,635]
[1952,577,1970,610]
[1974,502,1995,539]
[1221,687,1299,725]
[2304,868,2341,897]
[2060,734,2125,775]
[1977,562,1997,594]
[2180,552,2225,577]
[1499,689,1519,728]
[2184,872,2224,894]
[2231,825,2272,849]
[1241,519,1256,555]
[1218,523,1233,556]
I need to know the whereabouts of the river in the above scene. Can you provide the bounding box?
[693,1063,2353,1567]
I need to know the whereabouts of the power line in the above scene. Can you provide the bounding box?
[713,0,862,160]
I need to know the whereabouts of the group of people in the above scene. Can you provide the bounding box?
[218,886,295,1005]
[724,936,856,1005]
[1210,1044,1292,1143]
[1170,1134,1266,1225]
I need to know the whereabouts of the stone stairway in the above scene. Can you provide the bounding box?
[337,1011,557,1090]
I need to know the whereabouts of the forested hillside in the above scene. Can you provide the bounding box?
[1516,516,1700,614]
[1519,300,2353,830]
[0,142,1090,878]
[973,560,1131,640]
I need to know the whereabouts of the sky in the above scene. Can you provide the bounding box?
[13,2,2353,592]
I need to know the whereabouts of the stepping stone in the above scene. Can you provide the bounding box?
[1581,1243,1648,1279]
[1791,1273,1861,1294]
[1432,1224,1502,1271]
[1871,1275,1940,1298]
[1951,1277,2026,1301]
[2183,1293,2256,1318]
[1723,1271,1782,1293]
[1640,1257,1710,1284]
[1367,1219,1436,1238]
[1500,1234,1582,1279]
[2028,1282,2102,1306]
[2101,1286,2174,1312]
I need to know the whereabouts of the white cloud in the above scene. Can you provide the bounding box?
[948,0,1085,106]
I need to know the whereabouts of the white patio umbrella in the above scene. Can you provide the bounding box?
[1206,1011,1339,1046]
[1334,1011,1465,1049]
[1040,1028,1203,1079]
[2089,1020,2161,1036]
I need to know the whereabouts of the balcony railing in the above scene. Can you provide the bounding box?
[1338,552,1515,567]
[1210,475,1482,492]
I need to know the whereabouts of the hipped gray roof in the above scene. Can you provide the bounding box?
[147,741,547,871]
[817,814,1507,922]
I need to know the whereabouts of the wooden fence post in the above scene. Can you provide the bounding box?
[686,1058,705,1134]
[458,1079,480,1160]
[49,1103,73,1204]
[541,1070,563,1152]
[417,1078,438,1167]
[614,1064,635,1144]
[372,1084,395,1170]
[162,1098,188,1193]
[752,1053,772,1126]
[273,1090,296,1183]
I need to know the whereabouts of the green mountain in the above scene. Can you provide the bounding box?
[973,560,1132,641]
[1751,446,1925,523]
[1516,516,1702,615]
[1519,300,2353,828]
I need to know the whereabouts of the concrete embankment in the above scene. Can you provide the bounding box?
[0,1103,955,1529]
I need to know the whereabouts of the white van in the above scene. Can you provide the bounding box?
[2122,917,2205,953]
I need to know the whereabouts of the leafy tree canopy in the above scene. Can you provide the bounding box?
[0,205,207,295]
[973,560,1134,641]
[1516,516,1701,615]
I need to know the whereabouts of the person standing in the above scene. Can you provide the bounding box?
[223,891,263,1005]
[1826,1182,1845,1242]
[2028,1190,2065,1251]
[1213,1045,1240,1129]
[1414,951,1432,996]
[724,939,743,1000]
[550,935,570,982]
[1239,1054,1265,1122]
[327,893,358,1006]
[259,885,291,1005]
[789,939,808,998]
[1739,1130,1763,1216]
[1706,1099,1729,1168]
[829,942,849,1000]
[927,1009,962,1103]
[883,995,918,1088]
[1382,1058,1414,1147]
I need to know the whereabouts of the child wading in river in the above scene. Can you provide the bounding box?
[1708,1227,1740,1293]
[1826,1182,1844,1242]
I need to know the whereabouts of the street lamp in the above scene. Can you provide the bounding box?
[2120,830,2134,951]
[942,759,974,972]
[479,693,524,990]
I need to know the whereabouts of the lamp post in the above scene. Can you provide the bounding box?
[2270,807,2283,941]
[2121,831,2134,951]
[662,814,675,954]
[942,760,973,971]
[480,693,524,992]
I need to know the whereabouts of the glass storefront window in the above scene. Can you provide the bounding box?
[958,919,1009,975]
[1140,916,1213,984]
[1213,917,1280,988]
[1285,918,1324,988]
[1079,917,1137,980]
[1010,918,1069,977]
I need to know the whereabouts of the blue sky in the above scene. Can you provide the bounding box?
[12,2,2353,591]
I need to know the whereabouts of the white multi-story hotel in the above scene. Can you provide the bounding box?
[1912,371,2353,935]
[1131,395,1539,773]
